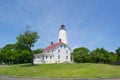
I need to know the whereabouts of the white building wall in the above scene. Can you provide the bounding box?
[34,44,71,64]
[53,49,58,63]
[44,55,54,63]
[34,54,43,64]
[52,44,71,63]
[43,50,54,63]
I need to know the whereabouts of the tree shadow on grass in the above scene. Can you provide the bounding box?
[19,63,40,67]
[110,62,120,66]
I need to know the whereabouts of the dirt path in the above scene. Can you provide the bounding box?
[0,75,120,80]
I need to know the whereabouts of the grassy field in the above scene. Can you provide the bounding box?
[0,63,120,78]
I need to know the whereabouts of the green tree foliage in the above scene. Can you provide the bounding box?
[0,26,39,65]
[0,43,41,64]
[109,52,117,63]
[116,47,120,61]
[90,48,110,63]
[16,27,39,65]
[72,47,89,63]
[72,47,118,64]
[32,48,43,54]
[0,44,16,64]
[0,47,1,58]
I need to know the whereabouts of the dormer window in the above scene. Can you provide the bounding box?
[60,45,62,48]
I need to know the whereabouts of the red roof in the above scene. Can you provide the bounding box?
[44,42,64,51]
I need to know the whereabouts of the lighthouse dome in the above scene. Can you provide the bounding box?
[59,24,66,31]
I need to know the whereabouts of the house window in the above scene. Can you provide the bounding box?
[64,45,66,48]
[66,56,68,59]
[66,50,68,54]
[38,56,40,58]
[46,56,48,59]
[60,45,62,48]
[47,50,50,53]
[58,49,60,53]
[42,55,44,60]
[58,55,60,59]
[50,56,52,59]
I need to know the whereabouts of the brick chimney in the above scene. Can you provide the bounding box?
[59,39,62,43]
[51,41,53,45]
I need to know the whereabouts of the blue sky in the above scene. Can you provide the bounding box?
[0,0,120,52]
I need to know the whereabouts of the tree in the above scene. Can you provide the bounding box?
[109,52,117,63]
[16,27,39,65]
[0,48,1,51]
[32,48,43,54]
[116,47,120,60]
[72,47,89,63]
[0,44,16,64]
[116,47,120,63]
[90,48,110,63]
[0,47,2,63]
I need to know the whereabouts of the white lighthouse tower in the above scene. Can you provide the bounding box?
[58,24,68,44]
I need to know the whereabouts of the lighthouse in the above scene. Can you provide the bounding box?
[34,24,71,64]
[58,24,68,44]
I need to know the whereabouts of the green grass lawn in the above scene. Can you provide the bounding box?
[0,63,120,78]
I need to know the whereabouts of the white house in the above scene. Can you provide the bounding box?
[34,24,71,64]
